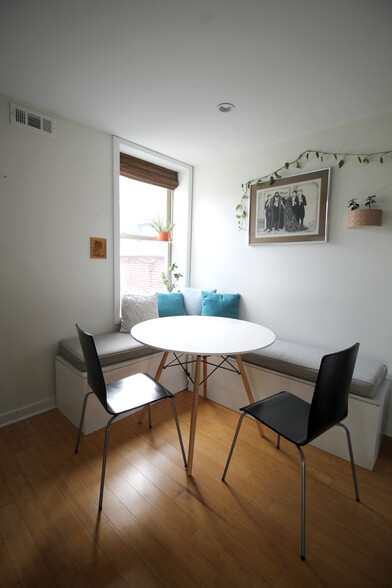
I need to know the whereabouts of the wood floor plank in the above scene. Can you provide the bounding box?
[0,392,391,587]
[0,502,53,587]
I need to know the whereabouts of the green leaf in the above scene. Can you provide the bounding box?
[298,153,303,160]
[334,154,337,160]
[380,157,384,164]
[306,153,309,160]
[357,156,362,163]
[363,157,369,164]
[285,162,290,169]
[338,159,345,168]
[275,172,281,179]
[236,204,242,210]
[242,211,247,218]
[269,176,275,185]
[296,162,301,169]
[321,156,324,162]
[316,151,319,158]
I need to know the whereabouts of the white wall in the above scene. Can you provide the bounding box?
[0,93,114,425]
[1,90,391,436]
[191,112,392,434]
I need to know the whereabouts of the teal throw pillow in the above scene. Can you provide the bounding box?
[201,291,240,319]
[157,292,185,317]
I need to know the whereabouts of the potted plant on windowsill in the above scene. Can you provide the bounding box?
[150,216,175,241]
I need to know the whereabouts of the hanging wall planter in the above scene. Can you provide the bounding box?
[347,208,382,228]
[347,195,382,228]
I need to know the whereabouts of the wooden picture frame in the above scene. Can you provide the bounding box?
[248,168,330,244]
[90,237,107,259]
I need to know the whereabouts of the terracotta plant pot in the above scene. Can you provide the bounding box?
[157,231,170,241]
[347,209,382,228]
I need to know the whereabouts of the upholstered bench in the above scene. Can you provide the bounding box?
[240,339,387,400]
[204,340,389,471]
[58,331,158,372]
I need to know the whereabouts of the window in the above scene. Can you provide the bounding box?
[119,176,172,297]
[113,137,193,323]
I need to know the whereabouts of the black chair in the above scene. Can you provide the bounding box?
[222,343,360,560]
[74,324,187,510]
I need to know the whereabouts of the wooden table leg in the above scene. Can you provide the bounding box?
[235,355,264,437]
[203,356,207,398]
[138,351,169,424]
[186,355,201,476]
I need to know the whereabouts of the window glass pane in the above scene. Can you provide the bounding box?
[119,176,169,296]
[120,238,167,296]
[120,176,167,237]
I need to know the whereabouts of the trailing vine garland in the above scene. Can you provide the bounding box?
[236,149,392,230]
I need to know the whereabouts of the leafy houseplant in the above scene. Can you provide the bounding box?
[162,262,182,292]
[150,215,175,241]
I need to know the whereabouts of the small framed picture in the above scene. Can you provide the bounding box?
[249,168,330,244]
[90,237,107,259]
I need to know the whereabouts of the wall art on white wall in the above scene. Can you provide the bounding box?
[249,168,330,244]
[90,237,107,259]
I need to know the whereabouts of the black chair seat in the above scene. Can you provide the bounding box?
[243,391,310,446]
[105,373,173,415]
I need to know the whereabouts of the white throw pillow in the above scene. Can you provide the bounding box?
[180,287,216,315]
[120,293,159,333]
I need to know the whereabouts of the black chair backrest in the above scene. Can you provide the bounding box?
[76,324,108,411]
[307,343,359,443]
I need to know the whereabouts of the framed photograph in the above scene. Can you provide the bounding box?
[248,168,330,244]
[90,237,107,259]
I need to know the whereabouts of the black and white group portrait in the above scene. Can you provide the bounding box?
[249,169,330,244]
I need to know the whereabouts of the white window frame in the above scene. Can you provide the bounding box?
[113,136,193,324]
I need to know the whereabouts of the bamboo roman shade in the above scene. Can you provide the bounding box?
[120,153,179,190]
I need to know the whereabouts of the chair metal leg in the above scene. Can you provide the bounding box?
[148,404,152,429]
[336,422,360,502]
[74,391,94,453]
[222,412,246,482]
[277,434,281,449]
[296,445,306,561]
[98,414,117,510]
[169,398,187,468]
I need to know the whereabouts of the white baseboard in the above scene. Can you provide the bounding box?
[0,397,56,429]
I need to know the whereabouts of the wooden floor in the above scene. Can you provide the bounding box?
[0,391,391,587]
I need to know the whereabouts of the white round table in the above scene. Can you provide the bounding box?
[131,315,275,475]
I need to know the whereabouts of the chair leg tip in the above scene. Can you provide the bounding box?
[301,555,305,561]
[356,498,360,502]
[98,505,102,511]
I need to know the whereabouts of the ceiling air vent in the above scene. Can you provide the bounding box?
[10,102,56,137]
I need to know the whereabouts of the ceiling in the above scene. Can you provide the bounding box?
[1,0,391,165]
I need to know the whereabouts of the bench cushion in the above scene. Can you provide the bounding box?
[58,332,158,372]
[241,340,387,399]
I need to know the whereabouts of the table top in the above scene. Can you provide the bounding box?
[131,315,275,356]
